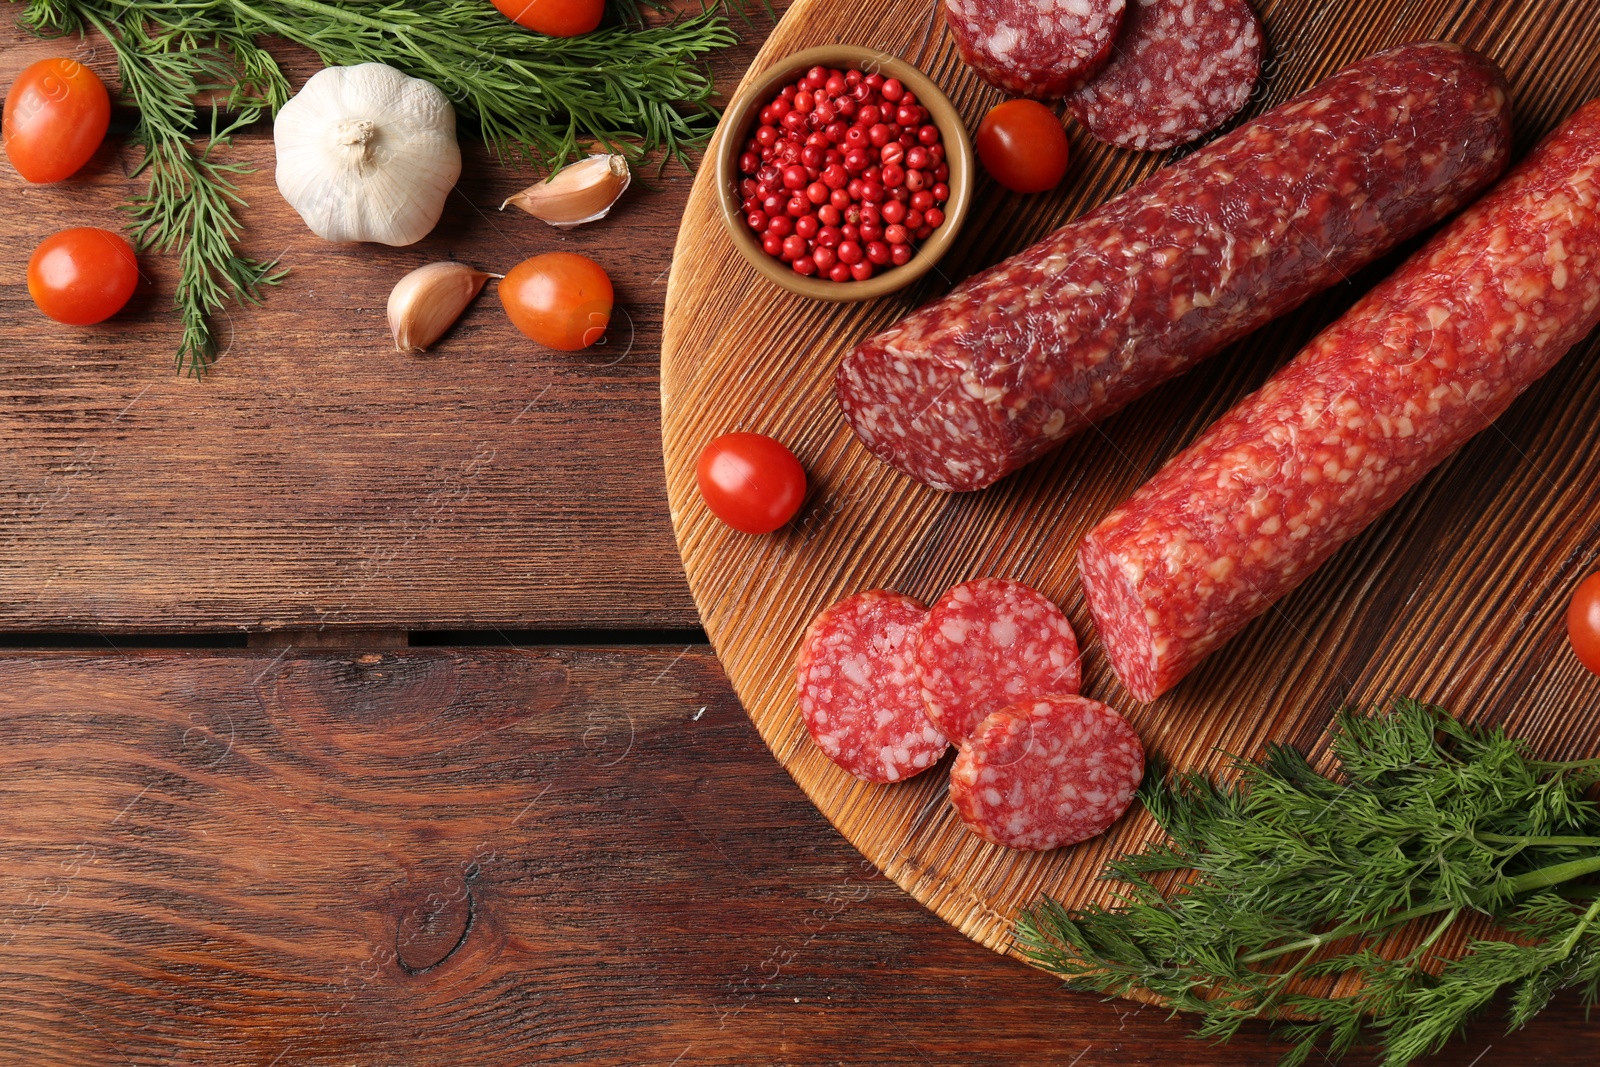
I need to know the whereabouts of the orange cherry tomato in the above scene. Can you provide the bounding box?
[696,432,807,535]
[500,252,613,350]
[490,0,604,37]
[976,99,1069,194]
[3,57,111,183]
[1568,573,1600,675]
[28,227,139,326]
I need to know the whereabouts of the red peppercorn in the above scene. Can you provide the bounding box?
[743,67,949,283]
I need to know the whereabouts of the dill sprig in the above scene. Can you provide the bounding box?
[12,0,739,375]
[1016,698,1600,1067]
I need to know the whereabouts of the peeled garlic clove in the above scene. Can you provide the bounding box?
[500,153,630,229]
[388,262,497,353]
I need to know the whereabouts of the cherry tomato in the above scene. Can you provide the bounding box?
[28,227,139,325]
[696,432,806,535]
[976,99,1069,194]
[490,0,603,37]
[499,252,613,351]
[1568,573,1600,675]
[3,57,111,183]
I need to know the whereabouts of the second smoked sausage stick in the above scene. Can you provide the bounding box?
[1080,98,1600,703]
[836,42,1511,492]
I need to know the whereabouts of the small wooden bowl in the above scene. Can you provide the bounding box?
[714,44,975,302]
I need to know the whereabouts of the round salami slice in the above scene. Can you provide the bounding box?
[916,578,1081,744]
[945,0,1127,99]
[950,695,1143,850]
[796,590,950,783]
[1068,0,1263,151]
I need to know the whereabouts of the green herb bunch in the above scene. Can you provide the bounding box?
[14,0,739,375]
[1017,698,1600,1067]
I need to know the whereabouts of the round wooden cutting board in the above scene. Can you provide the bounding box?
[660,0,1600,961]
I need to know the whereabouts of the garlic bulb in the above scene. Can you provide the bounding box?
[501,154,631,228]
[388,262,499,352]
[275,63,462,246]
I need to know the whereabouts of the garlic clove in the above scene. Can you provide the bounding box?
[500,153,630,229]
[388,262,499,353]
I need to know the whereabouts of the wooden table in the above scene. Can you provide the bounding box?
[1,7,1597,1065]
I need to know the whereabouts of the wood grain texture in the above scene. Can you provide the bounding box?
[0,17,795,632]
[3,645,1597,1065]
[660,0,1600,971]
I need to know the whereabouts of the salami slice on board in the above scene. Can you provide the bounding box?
[837,42,1510,492]
[945,0,1126,99]
[916,578,1081,744]
[949,695,1144,850]
[1068,0,1263,151]
[796,590,949,783]
[1081,98,1600,704]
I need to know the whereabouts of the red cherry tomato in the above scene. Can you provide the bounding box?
[490,0,603,37]
[696,432,807,535]
[976,99,1069,194]
[28,227,139,325]
[3,57,111,183]
[1568,573,1600,675]
[500,252,613,351]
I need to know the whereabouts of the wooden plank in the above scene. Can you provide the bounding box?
[0,13,790,632]
[0,646,1594,1064]
[660,0,1600,975]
